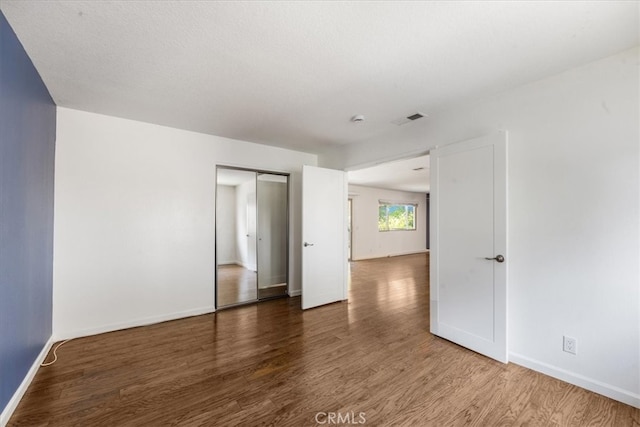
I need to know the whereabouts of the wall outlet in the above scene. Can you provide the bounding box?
[563,336,577,355]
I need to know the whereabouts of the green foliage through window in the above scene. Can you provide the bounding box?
[378,202,416,231]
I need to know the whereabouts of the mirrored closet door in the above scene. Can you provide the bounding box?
[215,167,289,308]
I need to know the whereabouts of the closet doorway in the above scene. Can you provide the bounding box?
[215,166,289,308]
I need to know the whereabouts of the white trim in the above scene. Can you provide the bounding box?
[289,289,301,297]
[1,336,54,427]
[217,260,239,266]
[351,249,428,261]
[510,352,640,409]
[53,306,215,341]
[378,199,419,206]
[236,260,257,272]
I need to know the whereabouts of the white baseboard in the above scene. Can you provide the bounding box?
[1,336,54,426]
[289,289,301,297]
[234,261,257,272]
[509,352,640,409]
[352,249,429,261]
[54,306,215,341]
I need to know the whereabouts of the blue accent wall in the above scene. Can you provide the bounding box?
[0,12,56,413]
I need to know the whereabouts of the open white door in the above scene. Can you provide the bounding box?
[302,165,348,310]
[430,131,508,363]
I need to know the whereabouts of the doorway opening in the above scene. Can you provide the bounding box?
[346,153,431,262]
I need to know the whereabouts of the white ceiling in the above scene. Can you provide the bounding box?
[1,1,638,155]
[348,155,430,193]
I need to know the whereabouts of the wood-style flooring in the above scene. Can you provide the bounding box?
[217,264,257,307]
[217,264,288,307]
[9,254,640,426]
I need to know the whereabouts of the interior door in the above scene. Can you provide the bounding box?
[430,131,508,363]
[302,165,347,310]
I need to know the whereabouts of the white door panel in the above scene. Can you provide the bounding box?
[302,165,347,310]
[431,131,508,363]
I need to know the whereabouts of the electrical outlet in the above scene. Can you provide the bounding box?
[563,336,577,355]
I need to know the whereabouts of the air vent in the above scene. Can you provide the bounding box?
[391,112,428,126]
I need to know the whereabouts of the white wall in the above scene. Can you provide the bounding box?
[323,48,640,407]
[54,107,316,339]
[349,185,427,260]
[216,185,236,264]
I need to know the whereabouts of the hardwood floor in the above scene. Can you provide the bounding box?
[217,264,287,307]
[217,264,257,307]
[9,254,639,426]
[257,284,288,301]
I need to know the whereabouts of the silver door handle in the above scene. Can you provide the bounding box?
[484,255,505,263]
[304,242,314,247]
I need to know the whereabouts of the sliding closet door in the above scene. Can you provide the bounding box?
[216,166,289,309]
[257,173,288,299]
[216,168,258,308]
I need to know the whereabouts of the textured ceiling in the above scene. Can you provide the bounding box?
[1,1,638,154]
[349,155,430,193]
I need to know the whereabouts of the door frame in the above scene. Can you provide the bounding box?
[214,165,290,310]
[348,198,353,261]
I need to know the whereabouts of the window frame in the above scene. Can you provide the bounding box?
[378,201,418,232]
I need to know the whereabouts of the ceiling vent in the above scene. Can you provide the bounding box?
[391,112,427,126]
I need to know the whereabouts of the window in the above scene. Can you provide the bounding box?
[378,202,417,231]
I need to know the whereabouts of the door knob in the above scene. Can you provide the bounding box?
[484,255,505,263]
[304,242,314,247]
